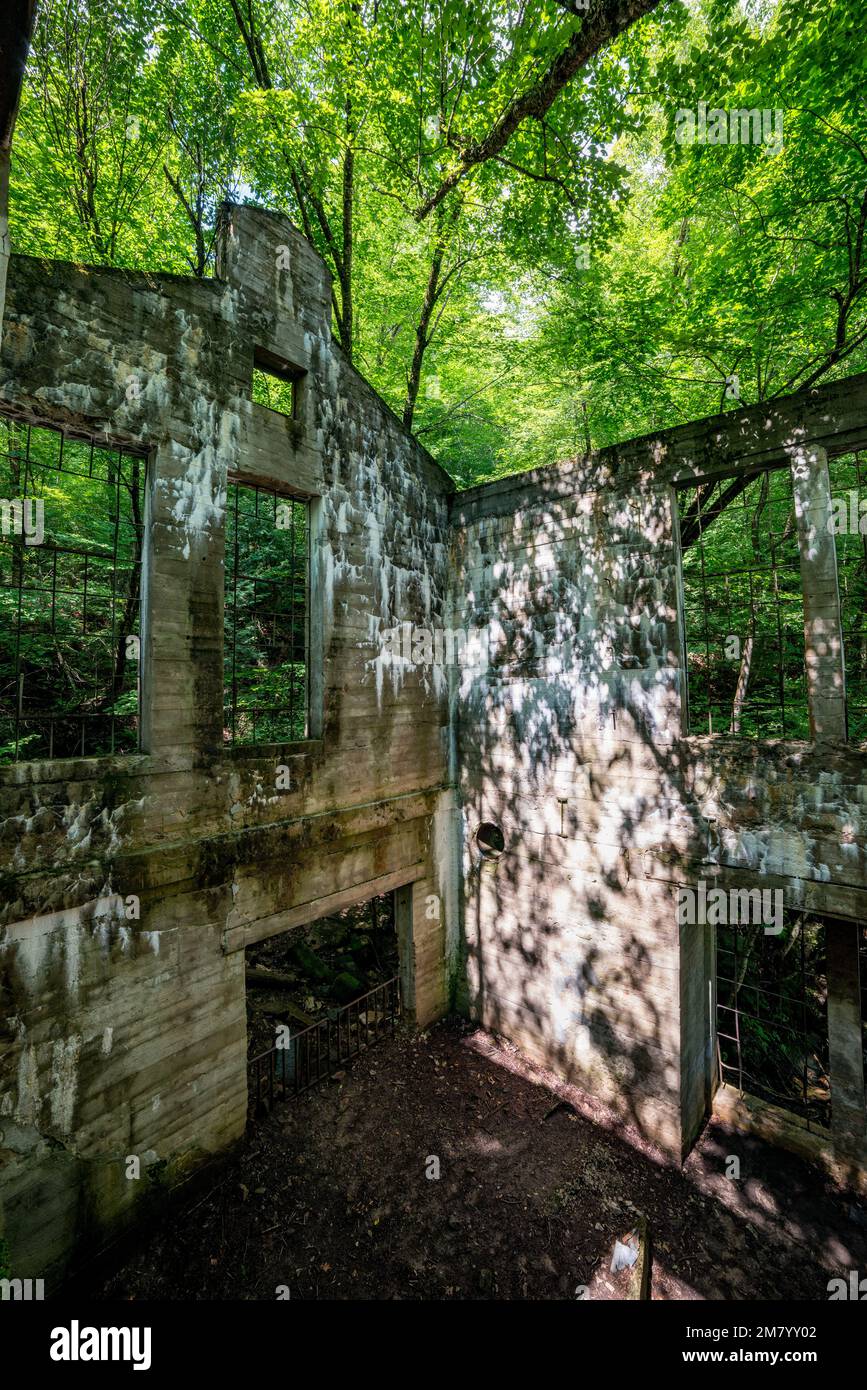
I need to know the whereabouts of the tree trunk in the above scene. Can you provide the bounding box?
[729,635,754,734]
[402,202,462,429]
[402,237,447,430]
[340,140,354,361]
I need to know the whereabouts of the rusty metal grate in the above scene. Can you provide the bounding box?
[224,480,309,745]
[248,975,400,1111]
[677,465,809,738]
[716,910,830,1129]
[0,415,144,763]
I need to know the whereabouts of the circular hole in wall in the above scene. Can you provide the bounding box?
[476,821,505,859]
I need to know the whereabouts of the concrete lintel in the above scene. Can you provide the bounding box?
[222,861,426,953]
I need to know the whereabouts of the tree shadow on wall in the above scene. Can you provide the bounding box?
[454,475,724,1152]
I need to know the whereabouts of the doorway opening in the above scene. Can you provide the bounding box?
[245,889,410,1113]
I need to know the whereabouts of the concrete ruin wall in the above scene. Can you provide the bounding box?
[3,198,867,1288]
[0,204,458,1285]
[450,379,867,1167]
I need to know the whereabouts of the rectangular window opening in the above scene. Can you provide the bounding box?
[224,480,309,746]
[716,907,830,1130]
[0,414,145,763]
[251,351,303,421]
[677,465,809,738]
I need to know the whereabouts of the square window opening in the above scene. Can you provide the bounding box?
[251,350,304,421]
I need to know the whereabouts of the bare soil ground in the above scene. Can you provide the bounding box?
[97,1019,867,1301]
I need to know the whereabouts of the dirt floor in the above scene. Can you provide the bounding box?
[97,1019,867,1301]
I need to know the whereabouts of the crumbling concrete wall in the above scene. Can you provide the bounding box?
[4,194,867,1287]
[450,380,867,1165]
[0,204,457,1285]
[451,463,690,1154]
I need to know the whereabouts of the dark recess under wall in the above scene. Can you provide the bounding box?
[245,892,399,1061]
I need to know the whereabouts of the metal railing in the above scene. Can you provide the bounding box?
[0,415,144,763]
[716,914,830,1130]
[249,975,400,1109]
[676,465,809,739]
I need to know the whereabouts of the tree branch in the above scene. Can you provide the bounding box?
[413,0,662,220]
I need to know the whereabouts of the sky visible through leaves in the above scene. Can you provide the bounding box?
[9,0,866,488]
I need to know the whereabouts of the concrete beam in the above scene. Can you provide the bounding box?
[0,1,37,324]
[454,370,867,520]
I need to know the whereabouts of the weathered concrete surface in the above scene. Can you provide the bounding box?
[0,204,457,1285]
[450,468,691,1155]
[449,384,867,1166]
[0,2,37,330]
[3,202,867,1289]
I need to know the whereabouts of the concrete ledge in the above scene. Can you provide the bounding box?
[713,1085,867,1195]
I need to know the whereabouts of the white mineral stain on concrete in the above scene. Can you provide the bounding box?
[50,1035,81,1133]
